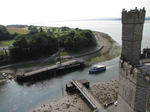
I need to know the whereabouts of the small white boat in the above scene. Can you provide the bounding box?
[89,64,106,74]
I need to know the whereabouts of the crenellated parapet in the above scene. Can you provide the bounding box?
[122,7,146,24]
[142,48,150,58]
[119,58,150,86]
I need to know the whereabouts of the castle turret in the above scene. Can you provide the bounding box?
[121,7,146,65]
[117,8,150,112]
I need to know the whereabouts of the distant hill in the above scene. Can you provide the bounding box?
[7,25,28,28]
[145,17,150,20]
[91,17,150,21]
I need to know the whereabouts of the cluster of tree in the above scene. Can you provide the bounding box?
[0,25,14,41]
[9,32,58,59]
[28,25,45,35]
[6,25,28,28]
[61,26,70,31]
[1,25,96,60]
[58,28,96,52]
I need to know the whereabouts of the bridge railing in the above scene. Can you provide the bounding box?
[71,79,99,110]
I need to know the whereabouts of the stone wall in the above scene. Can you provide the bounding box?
[118,7,149,112]
[118,58,150,112]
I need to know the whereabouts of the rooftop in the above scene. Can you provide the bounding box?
[140,64,150,75]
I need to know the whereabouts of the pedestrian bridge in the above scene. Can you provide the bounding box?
[71,79,106,112]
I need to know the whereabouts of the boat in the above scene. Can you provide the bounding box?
[89,64,106,73]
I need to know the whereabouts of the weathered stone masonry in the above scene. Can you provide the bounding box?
[118,59,150,112]
[117,7,150,112]
[121,7,145,65]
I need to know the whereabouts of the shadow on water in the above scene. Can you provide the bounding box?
[16,67,85,86]
[89,70,106,75]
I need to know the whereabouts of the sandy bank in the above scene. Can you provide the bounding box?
[90,79,118,106]
[32,79,119,112]
[32,94,91,112]
[81,32,121,65]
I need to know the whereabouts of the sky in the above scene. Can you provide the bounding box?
[0,0,150,25]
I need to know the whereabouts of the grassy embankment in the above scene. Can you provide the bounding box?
[86,32,121,65]
[0,40,14,47]
[0,27,29,47]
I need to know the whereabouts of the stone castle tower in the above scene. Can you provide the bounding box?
[121,7,145,65]
[117,8,150,112]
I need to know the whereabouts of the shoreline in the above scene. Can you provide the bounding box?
[0,31,121,111]
[83,32,121,66]
[32,94,92,112]
[32,79,119,112]
[0,31,121,84]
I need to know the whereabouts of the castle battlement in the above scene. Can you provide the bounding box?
[122,7,146,24]
[119,58,150,86]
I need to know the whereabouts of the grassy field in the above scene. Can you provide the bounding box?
[0,40,15,47]
[7,27,29,34]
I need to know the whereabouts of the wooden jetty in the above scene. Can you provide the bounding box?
[66,79,105,112]
[16,59,84,82]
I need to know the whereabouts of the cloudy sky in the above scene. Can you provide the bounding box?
[0,0,150,25]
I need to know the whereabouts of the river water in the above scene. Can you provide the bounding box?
[0,20,149,112]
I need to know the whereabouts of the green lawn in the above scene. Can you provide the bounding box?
[7,27,29,34]
[0,40,14,47]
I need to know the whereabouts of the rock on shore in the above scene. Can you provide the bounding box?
[32,94,91,112]
[90,79,119,106]
[32,79,119,112]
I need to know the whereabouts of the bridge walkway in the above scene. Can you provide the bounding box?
[71,79,105,111]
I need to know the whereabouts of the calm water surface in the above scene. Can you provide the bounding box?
[0,20,149,112]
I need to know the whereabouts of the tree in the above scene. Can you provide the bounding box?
[12,32,18,39]
[68,30,75,39]
[64,36,73,51]
[28,25,38,35]
[28,34,48,57]
[9,27,96,59]
[7,25,28,28]
[0,25,12,41]
[75,27,81,32]
[47,29,53,35]
[0,51,5,61]
[10,32,58,59]
[29,29,38,35]
[51,27,56,32]
[73,33,82,51]
[39,27,44,33]
[13,35,28,49]
[10,34,29,59]
[61,26,70,31]
[80,30,96,46]
[28,25,37,30]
